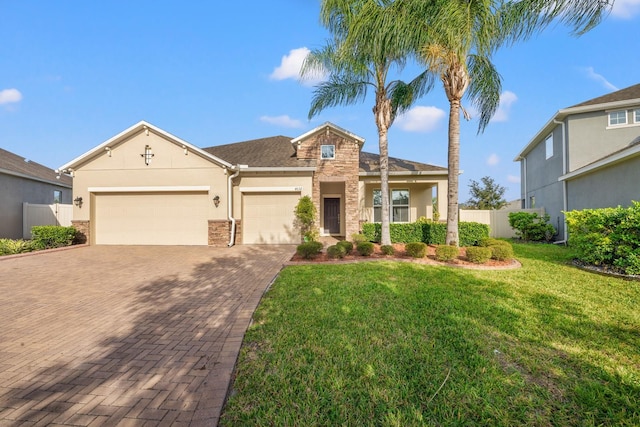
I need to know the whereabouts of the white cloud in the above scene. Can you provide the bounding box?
[486,153,500,166]
[490,91,517,123]
[507,175,521,184]
[395,106,445,132]
[583,67,618,91]
[259,115,304,128]
[611,0,640,18]
[269,47,326,86]
[0,88,22,104]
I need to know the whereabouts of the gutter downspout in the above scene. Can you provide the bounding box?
[523,158,527,208]
[227,166,241,247]
[554,119,568,243]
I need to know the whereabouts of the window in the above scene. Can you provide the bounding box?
[529,196,535,209]
[545,134,553,159]
[372,189,410,222]
[392,189,409,222]
[373,189,382,222]
[635,109,640,124]
[608,110,627,126]
[53,190,62,204]
[321,145,335,159]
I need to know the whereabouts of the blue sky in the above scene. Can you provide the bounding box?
[1,1,639,202]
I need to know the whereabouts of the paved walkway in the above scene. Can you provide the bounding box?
[0,245,294,426]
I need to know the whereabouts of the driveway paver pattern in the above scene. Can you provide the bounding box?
[0,244,294,426]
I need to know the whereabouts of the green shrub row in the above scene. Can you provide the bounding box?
[361,221,489,246]
[566,202,640,275]
[0,239,36,256]
[31,225,77,249]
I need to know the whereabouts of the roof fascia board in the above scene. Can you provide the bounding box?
[559,143,640,181]
[291,122,365,145]
[359,171,447,177]
[58,120,232,172]
[515,97,640,161]
[241,167,316,172]
[0,168,72,188]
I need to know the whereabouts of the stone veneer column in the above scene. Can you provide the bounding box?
[208,220,242,246]
[71,220,90,244]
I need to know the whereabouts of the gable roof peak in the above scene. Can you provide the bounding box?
[569,83,640,109]
[291,122,365,145]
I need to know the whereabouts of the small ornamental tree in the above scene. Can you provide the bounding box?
[294,196,319,242]
[465,176,507,210]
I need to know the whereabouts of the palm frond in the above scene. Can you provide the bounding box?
[308,75,370,119]
[466,54,501,133]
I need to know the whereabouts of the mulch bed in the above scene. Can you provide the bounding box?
[289,243,521,270]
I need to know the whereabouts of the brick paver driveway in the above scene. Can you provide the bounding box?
[0,244,294,426]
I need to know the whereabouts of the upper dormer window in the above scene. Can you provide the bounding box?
[321,145,335,159]
[608,110,627,126]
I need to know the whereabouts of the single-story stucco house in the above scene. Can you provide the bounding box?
[58,121,447,245]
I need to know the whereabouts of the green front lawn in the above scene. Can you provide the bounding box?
[220,243,640,426]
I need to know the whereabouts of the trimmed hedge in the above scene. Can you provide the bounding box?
[327,244,346,259]
[361,221,489,246]
[31,226,77,250]
[466,246,492,264]
[435,245,459,262]
[566,202,640,275]
[336,240,353,254]
[380,244,395,255]
[490,244,514,261]
[356,242,375,256]
[405,242,427,258]
[296,241,323,259]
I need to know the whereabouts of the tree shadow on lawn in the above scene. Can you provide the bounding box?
[0,246,290,426]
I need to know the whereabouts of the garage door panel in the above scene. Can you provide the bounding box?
[95,192,208,245]
[243,193,299,244]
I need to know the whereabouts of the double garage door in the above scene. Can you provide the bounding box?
[94,192,209,245]
[93,191,300,245]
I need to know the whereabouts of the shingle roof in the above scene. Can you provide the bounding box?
[569,83,640,108]
[203,136,315,168]
[0,148,72,187]
[203,136,446,173]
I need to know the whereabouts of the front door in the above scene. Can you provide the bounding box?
[324,198,340,234]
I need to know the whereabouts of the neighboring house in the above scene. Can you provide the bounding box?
[0,148,73,239]
[58,121,447,246]
[515,83,640,241]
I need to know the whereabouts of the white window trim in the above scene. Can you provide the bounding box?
[320,144,335,159]
[545,134,553,160]
[604,109,640,129]
[635,109,640,124]
[608,110,627,126]
[373,189,411,223]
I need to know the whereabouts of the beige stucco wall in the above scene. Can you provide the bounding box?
[71,131,228,222]
[359,175,448,223]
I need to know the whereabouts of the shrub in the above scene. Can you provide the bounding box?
[356,241,375,256]
[466,246,492,264]
[0,239,36,256]
[405,242,426,258]
[566,202,640,275]
[296,241,323,259]
[327,244,346,259]
[336,240,353,254]
[508,212,556,242]
[490,244,514,261]
[352,233,368,244]
[380,244,395,255]
[435,245,459,262]
[294,196,318,243]
[478,237,503,247]
[362,221,488,246]
[31,226,77,249]
[459,222,491,246]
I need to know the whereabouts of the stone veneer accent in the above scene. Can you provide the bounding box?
[298,129,361,238]
[71,220,90,244]
[208,219,242,246]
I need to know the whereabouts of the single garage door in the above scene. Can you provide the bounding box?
[242,192,300,244]
[94,192,209,245]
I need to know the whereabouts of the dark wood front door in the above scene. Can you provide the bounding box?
[324,198,340,234]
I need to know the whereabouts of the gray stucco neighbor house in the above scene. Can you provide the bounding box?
[515,83,640,241]
[0,148,73,239]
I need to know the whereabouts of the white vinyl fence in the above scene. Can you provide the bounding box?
[22,203,73,239]
[460,208,546,238]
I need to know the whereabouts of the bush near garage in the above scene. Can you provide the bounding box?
[31,225,77,250]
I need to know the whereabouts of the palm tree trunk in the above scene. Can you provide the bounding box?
[375,94,393,246]
[446,98,461,246]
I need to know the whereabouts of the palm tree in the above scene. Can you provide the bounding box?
[393,0,611,245]
[303,0,432,246]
